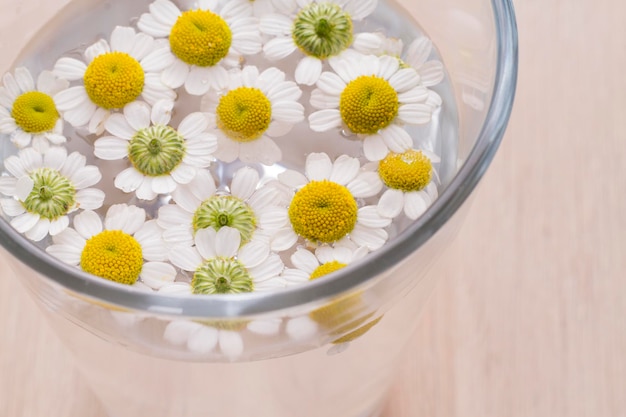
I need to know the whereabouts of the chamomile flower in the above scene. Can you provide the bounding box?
[52,26,176,134]
[94,100,217,201]
[169,226,286,294]
[164,315,282,359]
[46,204,176,289]
[0,68,69,152]
[200,65,304,165]
[157,166,289,250]
[137,0,262,96]
[260,0,377,85]
[376,148,440,220]
[275,152,389,251]
[0,147,104,241]
[217,0,275,18]
[281,244,368,287]
[309,54,434,161]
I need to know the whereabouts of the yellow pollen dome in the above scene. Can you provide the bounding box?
[83,52,145,109]
[169,9,232,67]
[288,180,358,244]
[339,75,399,135]
[11,91,59,133]
[309,260,347,280]
[379,149,433,192]
[216,87,272,142]
[80,230,143,285]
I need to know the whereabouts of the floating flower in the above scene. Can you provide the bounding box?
[52,26,176,133]
[137,0,262,95]
[376,148,440,220]
[0,68,69,152]
[281,244,368,287]
[94,100,216,200]
[168,226,286,294]
[46,204,176,289]
[157,166,289,250]
[260,0,377,85]
[276,152,389,251]
[164,315,282,359]
[218,0,276,18]
[0,147,104,241]
[200,65,304,165]
[308,54,434,161]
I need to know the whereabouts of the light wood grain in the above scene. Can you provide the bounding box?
[2,0,626,416]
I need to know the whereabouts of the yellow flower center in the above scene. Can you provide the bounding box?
[309,260,347,280]
[84,52,145,109]
[288,180,357,244]
[332,316,383,344]
[379,149,433,192]
[169,9,232,67]
[340,75,399,135]
[216,87,272,142]
[80,230,143,285]
[11,91,59,133]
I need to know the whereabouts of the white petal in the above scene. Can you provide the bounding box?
[215,226,241,258]
[106,204,146,234]
[161,59,189,89]
[130,32,157,61]
[263,37,297,61]
[388,68,421,92]
[282,268,310,286]
[104,113,135,139]
[214,136,239,163]
[184,67,212,96]
[73,210,103,239]
[377,189,404,219]
[75,188,106,210]
[379,124,413,153]
[54,86,88,111]
[188,326,219,354]
[178,112,209,138]
[270,227,298,252]
[277,169,307,188]
[405,37,432,68]
[3,155,25,178]
[350,224,388,251]
[51,227,85,249]
[295,56,323,86]
[13,67,35,92]
[238,137,282,165]
[170,164,196,185]
[328,55,361,83]
[53,58,87,81]
[352,33,384,55]
[0,177,16,196]
[308,109,342,132]
[397,103,433,125]
[136,177,158,200]
[363,135,389,161]
[140,47,175,72]
[194,227,217,260]
[250,253,284,281]
[238,241,270,269]
[15,176,34,201]
[271,101,305,124]
[42,146,67,171]
[347,171,383,198]
[150,0,181,26]
[345,0,377,20]
[159,283,193,295]
[258,206,289,229]
[219,331,244,359]
[397,86,429,104]
[123,101,152,131]
[305,152,333,180]
[110,26,136,53]
[48,217,69,236]
[140,262,177,289]
[230,167,259,200]
[291,248,318,274]
[419,61,445,86]
[150,99,174,126]
[46,244,81,265]
[309,89,340,110]
[164,321,198,346]
[88,107,109,135]
[151,175,177,194]
[169,245,203,271]
[404,191,428,220]
[316,72,346,95]
[12,131,32,149]
[84,39,110,63]
[0,199,25,216]
[114,168,144,193]
[377,55,401,80]
[357,206,393,228]
[329,154,360,184]
[260,13,293,35]
[94,137,129,160]
[71,166,102,189]
[247,319,281,336]
[286,316,318,341]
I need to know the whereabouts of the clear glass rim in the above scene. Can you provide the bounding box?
[0,0,518,317]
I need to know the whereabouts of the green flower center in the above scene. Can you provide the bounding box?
[169,9,232,67]
[293,2,353,59]
[22,168,75,220]
[11,91,59,133]
[379,150,433,192]
[309,260,347,280]
[192,257,254,294]
[128,125,186,177]
[80,230,143,285]
[192,196,257,244]
[216,87,272,142]
[84,52,145,109]
[340,75,399,135]
[288,180,357,244]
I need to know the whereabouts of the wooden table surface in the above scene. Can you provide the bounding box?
[1,0,625,416]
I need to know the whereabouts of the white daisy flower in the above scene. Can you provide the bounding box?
[260,0,378,85]
[353,33,444,108]
[52,26,176,134]
[94,100,217,201]
[0,68,69,152]
[157,166,289,250]
[0,147,104,241]
[375,148,440,220]
[200,65,304,165]
[281,244,368,287]
[276,152,390,251]
[164,315,282,359]
[46,204,176,289]
[169,226,286,294]
[137,0,262,96]
[217,0,275,18]
[308,54,435,161]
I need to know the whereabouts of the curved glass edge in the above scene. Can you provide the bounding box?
[0,0,519,318]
